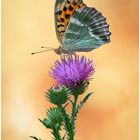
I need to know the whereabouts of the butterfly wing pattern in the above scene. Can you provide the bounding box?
[54,0,111,54]
[54,0,85,45]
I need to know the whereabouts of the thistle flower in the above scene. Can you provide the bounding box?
[46,85,70,106]
[50,55,95,95]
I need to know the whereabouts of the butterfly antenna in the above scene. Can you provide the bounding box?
[31,48,55,55]
[41,46,55,49]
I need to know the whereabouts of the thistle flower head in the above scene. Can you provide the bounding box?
[50,55,95,95]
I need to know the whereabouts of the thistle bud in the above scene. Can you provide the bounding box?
[40,107,63,130]
[46,85,70,106]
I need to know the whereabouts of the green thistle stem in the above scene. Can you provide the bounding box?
[52,127,61,140]
[58,105,73,140]
[71,95,78,137]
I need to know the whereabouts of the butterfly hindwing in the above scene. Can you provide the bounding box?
[62,6,111,52]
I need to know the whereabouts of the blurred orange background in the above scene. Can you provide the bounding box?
[2,0,138,140]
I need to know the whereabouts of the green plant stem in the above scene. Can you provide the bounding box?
[59,105,73,140]
[71,95,78,136]
[52,127,61,140]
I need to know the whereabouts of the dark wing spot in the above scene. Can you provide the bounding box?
[65,14,70,19]
[60,18,65,22]
[73,2,77,6]
[68,5,74,11]
[55,11,58,15]
[55,10,62,15]
[57,24,65,28]
[58,30,65,33]
[58,10,62,15]
[63,7,67,11]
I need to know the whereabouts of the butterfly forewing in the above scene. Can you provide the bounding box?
[54,0,85,44]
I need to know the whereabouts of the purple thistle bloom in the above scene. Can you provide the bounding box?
[50,55,95,88]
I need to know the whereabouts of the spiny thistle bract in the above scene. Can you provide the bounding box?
[46,86,70,106]
[70,81,89,96]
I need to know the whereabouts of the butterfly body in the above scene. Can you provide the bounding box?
[54,0,111,55]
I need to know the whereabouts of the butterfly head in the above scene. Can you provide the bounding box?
[54,46,63,55]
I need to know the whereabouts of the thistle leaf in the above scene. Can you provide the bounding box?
[38,118,51,129]
[30,136,41,140]
[63,102,69,108]
[75,92,93,116]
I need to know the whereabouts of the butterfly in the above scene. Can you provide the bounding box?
[32,0,111,55]
[53,0,111,55]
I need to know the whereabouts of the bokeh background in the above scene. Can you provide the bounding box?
[2,0,138,140]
